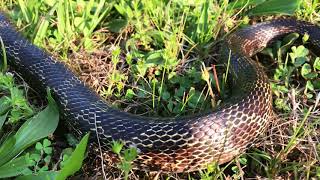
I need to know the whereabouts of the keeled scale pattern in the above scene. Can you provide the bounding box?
[0,14,319,172]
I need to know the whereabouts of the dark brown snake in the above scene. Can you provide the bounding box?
[0,13,319,172]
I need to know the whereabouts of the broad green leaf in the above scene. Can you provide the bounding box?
[291,45,309,58]
[0,155,31,178]
[125,89,136,100]
[161,90,171,100]
[313,79,320,89]
[14,90,58,146]
[56,133,89,180]
[301,63,318,79]
[228,0,266,10]
[0,112,7,130]
[107,19,128,33]
[314,57,320,70]
[0,91,59,166]
[30,153,41,162]
[0,136,16,165]
[16,171,58,180]
[306,80,314,91]
[290,45,309,66]
[0,96,10,115]
[17,134,89,180]
[260,48,274,58]
[146,51,164,66]
[167,101,174,112]
[301,63,312,77]
[294,57,307,67]
[43,0,57,7]
[247,0,301,16]
[282,33,299,46]
[35,142,43,151]
[196,0,209,42]
[279,33,299,56]
[43,139,52,148]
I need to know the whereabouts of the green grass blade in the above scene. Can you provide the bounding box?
[56,133,89,180]
[0,136,16,166]
[64,0,72,38]
[0,155,31,178]
[57,1,66,37]
[17,0,30,23]
[0,112,7,131]
[283,107,312,154]
[0,91,59,166]
[14,90,59,149]
[33,5,57,46]
[196,0,209,43]
[0,36,7,72]
[90,1,112,32]
[17,133,89,180]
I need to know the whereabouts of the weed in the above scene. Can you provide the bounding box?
[263,33,319,111]
[0,77,59,178]
[0,62,87,179]
[0,73,34,123]
[111,140,138,180]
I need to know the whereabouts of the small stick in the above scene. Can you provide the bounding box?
[212,64,221,95]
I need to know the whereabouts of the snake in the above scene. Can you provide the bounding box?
[0,12,320,172]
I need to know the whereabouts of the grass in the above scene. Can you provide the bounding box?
[0,71,89,179]
[0,0,319,179]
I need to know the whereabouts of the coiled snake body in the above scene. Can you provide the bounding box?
[0,13,319,172]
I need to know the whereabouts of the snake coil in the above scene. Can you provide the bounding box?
[0,13,319,172]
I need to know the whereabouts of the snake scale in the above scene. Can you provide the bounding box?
[0,12,320,172]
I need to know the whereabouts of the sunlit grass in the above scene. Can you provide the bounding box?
[0,0,319,179]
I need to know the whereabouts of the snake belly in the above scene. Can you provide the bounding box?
[0,13,320,172]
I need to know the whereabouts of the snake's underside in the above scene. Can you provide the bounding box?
[0,13,320,172]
